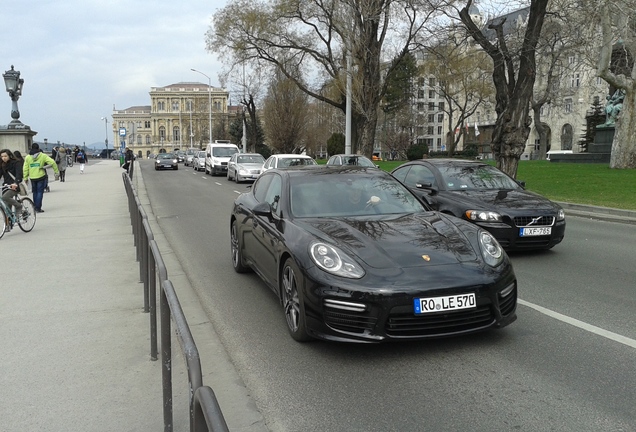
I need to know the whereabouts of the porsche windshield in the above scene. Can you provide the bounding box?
[290,172,426,217]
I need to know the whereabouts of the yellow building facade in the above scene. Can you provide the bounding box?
[111,82,230,158]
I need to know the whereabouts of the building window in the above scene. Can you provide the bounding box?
[186,100,193,111]
[418,77,425,87]
[438,114,444,122]
[418,90,425,99]
[172,101,179,111]
[568,54,575,64]
[571,74,580,87]
[146,135,151,144]
[427,126,434,135]
[564,98,572,113]
[137,135,142,144]
[429,78,436,87]
[428,102,435,111]
[417,126,424,135]
[437,138,442,147]
[173,127,180,142]
[438,102,444,111]
[437,126,442,135]
[428,114,435,123]
[417,102,424,111]
[159,127,166,140]
[158,101,165,111]
[417,138,425,145]
[145,121,150,128]
[429,90,435,98]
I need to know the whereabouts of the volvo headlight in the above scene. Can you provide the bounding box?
[465,210,502,222]
[478,231,504,267]
[310,242,365,279]
[557,208,565,221]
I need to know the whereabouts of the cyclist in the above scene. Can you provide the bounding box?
[0,148,25,219]
[23,143,59,213]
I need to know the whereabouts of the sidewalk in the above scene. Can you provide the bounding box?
[0,160,266,432]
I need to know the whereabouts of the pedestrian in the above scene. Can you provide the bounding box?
[76,148,88,173]
[0,149,25,219]
[57,147,68,182]
[23,143,59,213]
[122,147,134,172]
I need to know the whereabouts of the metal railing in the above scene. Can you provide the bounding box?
[123,167,229,432]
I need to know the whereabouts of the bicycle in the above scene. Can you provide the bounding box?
[66,154,74,167]
[0,185,37,239]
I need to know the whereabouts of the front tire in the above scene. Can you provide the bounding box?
[0,206,7,239]
[281,258,311,342]
[230,220,250,273]
[18,198,36,232]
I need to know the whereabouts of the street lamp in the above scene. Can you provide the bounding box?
[101,116,109,159]
[3,65,24,123]
[190,68,212,145]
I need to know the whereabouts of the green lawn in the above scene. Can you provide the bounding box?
[366,160,636,210]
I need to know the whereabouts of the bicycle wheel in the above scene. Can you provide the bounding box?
[18,197,36,232]
[0,206,7,239]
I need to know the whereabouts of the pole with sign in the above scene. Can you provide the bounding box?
[119,127,126,166]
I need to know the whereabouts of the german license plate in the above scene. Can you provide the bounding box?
[519,227,551,237]
[414,293,476,315]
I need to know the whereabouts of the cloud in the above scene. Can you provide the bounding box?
[0,0,227,146]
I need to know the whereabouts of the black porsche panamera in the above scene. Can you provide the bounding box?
[230,166,517,343]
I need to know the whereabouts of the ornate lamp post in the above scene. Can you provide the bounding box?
[3,65,24,124]
[190,68,213,145]
[101,117,109,158]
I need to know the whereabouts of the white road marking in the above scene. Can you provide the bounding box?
[518,299,636,349]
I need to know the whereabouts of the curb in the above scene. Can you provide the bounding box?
[557,201,636,225]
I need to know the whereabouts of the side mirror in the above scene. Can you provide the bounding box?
[517,180,526,188]
[415,182,438,195]
[253,202,272,217]
[207,153,211,157]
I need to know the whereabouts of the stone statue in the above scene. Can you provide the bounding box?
[604,89,625,126]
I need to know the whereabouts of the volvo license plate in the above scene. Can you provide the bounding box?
[519,227,551,237]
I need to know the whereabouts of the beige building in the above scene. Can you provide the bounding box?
[111,82,230,158]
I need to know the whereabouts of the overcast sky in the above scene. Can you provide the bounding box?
[0,0,229,148]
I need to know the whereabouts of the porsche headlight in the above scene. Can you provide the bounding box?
[478,231,504,267]
[557,208,565,221]
[465,210,502,222]
[310,242,365,279]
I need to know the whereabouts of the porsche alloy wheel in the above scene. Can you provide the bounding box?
[281,258,311,342]
[230,221,249,273]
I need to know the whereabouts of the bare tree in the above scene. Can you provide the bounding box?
[207,0,447,157]
[263,70,310,154]
[458,0,549,178]
[596,0,636,168]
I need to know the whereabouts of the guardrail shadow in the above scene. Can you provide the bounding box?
[123,167,229,432]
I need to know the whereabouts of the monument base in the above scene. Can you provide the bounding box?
[550,125,612,163]
[0,122,37,154]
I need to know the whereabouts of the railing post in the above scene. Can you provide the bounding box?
[160,280,173,432]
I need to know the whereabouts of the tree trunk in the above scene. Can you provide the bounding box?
[611,86,636,168]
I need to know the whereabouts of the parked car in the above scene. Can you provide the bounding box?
[192,151,206,172]
[154,152,178,170]
[326,154,378,168]
[230,165,517,342]
[391,159,566,251]
[184,148,198,166]
[227,153,265,183]
[261,154,317,172]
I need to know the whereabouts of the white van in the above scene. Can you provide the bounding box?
[205,141,239,175]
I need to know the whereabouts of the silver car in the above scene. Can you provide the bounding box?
[227,153,266,183]
[184,147,198,166]
[192,151,207,172]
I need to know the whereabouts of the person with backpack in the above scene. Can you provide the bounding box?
[23,143,59,213]
[76,149,88,174]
